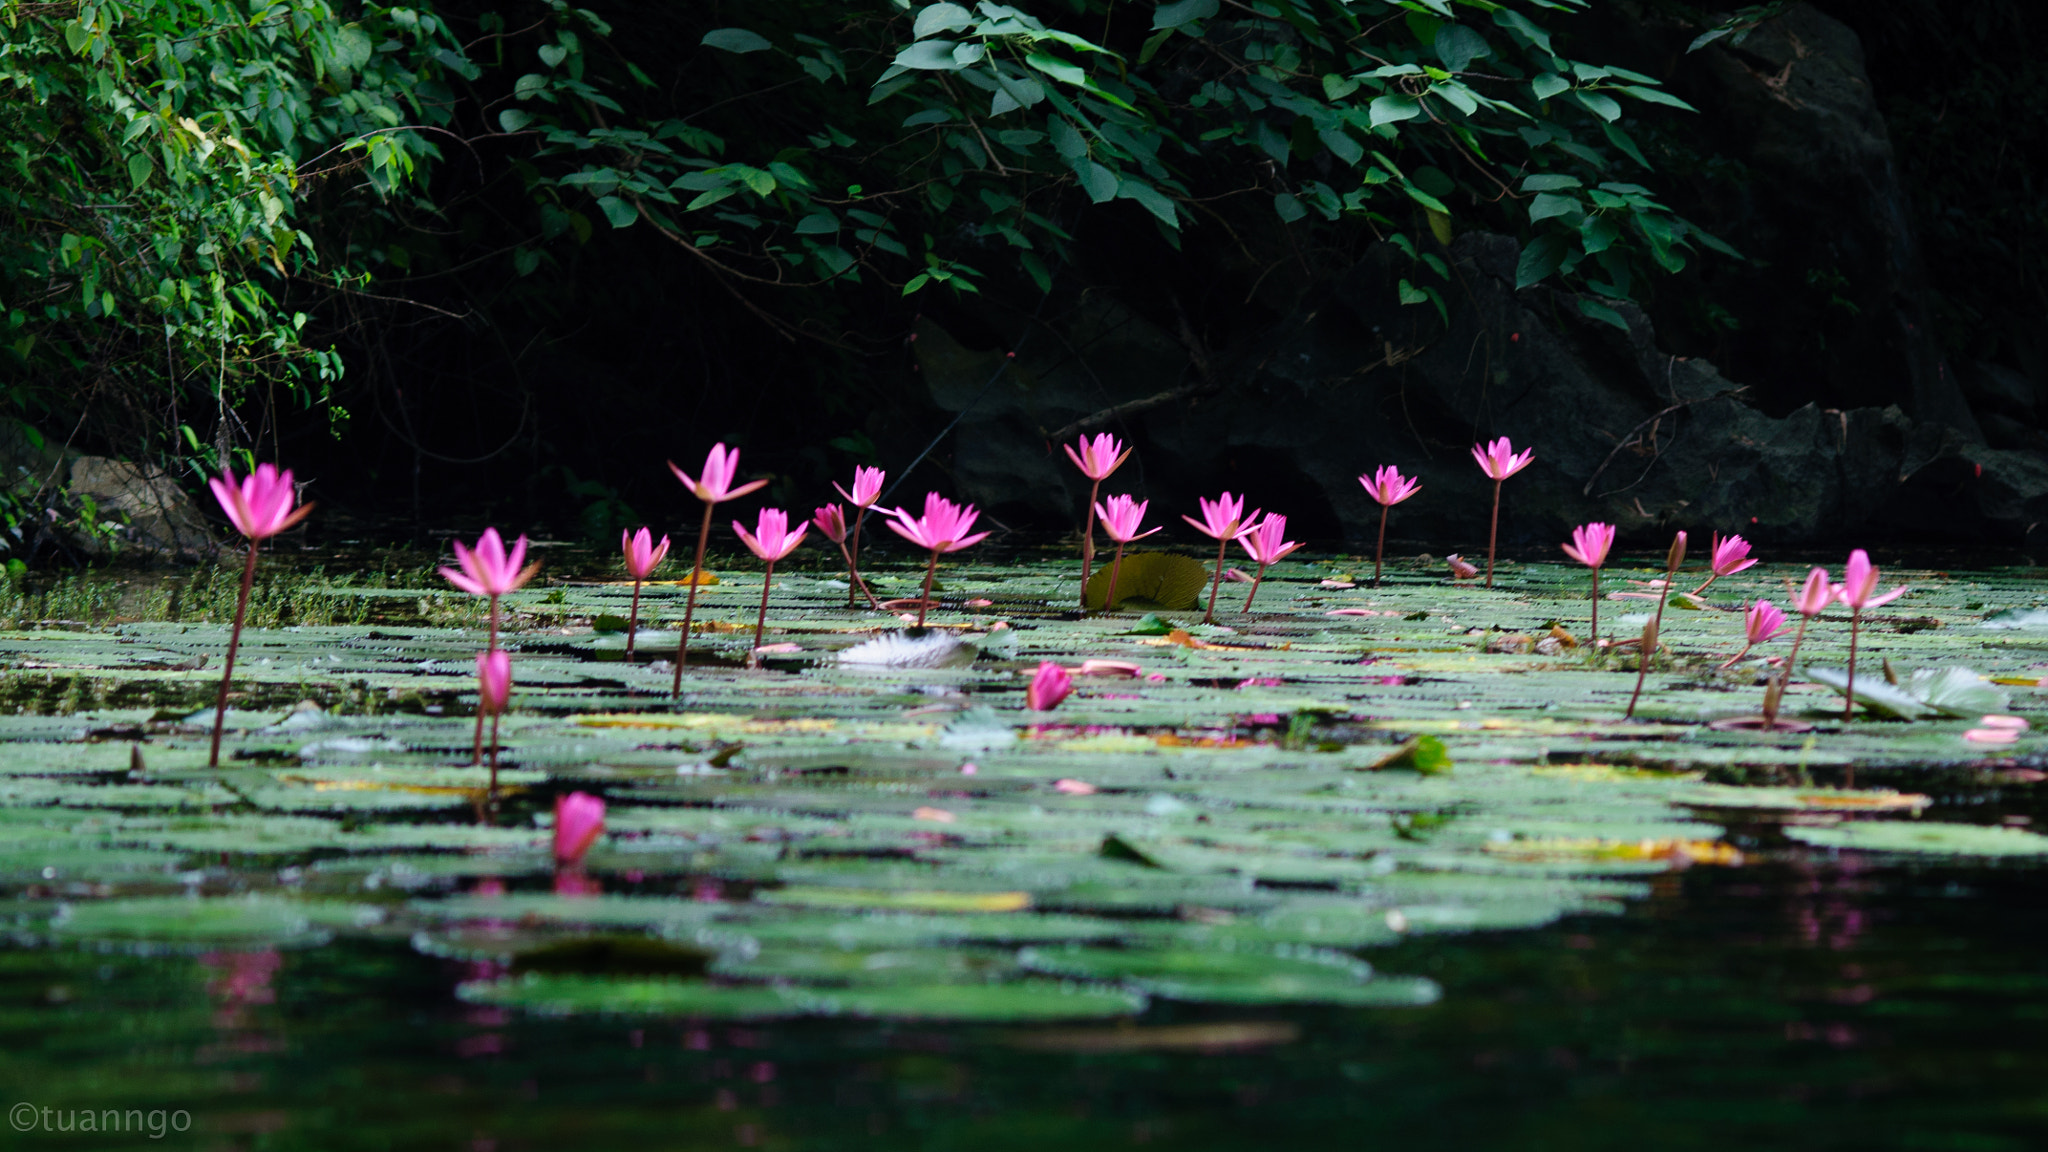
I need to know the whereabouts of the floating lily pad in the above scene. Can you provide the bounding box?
[1784,821,2048,857]
[48,895,359,952]
[1085,553,1209,611]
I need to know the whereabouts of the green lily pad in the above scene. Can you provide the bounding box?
[47,896,365,952]
[1785,821,2048,857]
[1085,552,1209,611]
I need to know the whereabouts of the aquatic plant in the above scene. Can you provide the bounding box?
[1626,531,1686,719]
[1063,434,1132,607]
[1837,550,1908,721]
[1358,466,1421,588]
[1560,522,1616,643]
[832,467,887,609]
[1762,566,1839,727]
[440,528,539,765]
[205,464,313,768]
[1092,495,1160,613]
[476,649,511,785]
[1470,437,1534,589]
[812,504,878,611]
[619,528,670,662]
[1720,600,1788,669]
[1238,514,1303,613]
[1025,661,1072,712]
[732,508,808,659]
[884,493,990,627]
[1182,492,1260,625]
[667,444,768,694]
[1693,533,1758,597]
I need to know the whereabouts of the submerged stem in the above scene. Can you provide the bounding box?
[208,540,260,769]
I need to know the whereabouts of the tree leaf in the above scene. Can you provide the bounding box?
[1152,0,1219,30]
[700,28,773,54]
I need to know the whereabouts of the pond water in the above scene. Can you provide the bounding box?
[0,551,2044,1149]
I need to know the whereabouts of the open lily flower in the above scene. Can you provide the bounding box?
[1064,433,1133,607]
[887,493,990,627]
[209,464,313,541]
[1091,494,1160,612]
[733,507,808,563]
[1561,522,1616,642]
[1359,466,1420,588]
[1184,491,1261,622]
[621,528,670,580]
[441,528,541,599]
[668,442,768,505]
[1693,533,1758,595]
[1238,513,1303,613]
[1470,436,1533,588]
[834,466,886,508]
[1836,549,1907,721]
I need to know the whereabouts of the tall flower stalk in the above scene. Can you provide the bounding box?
[1063,433,1132,607]
[813,504,877,609]
[1181,492,1259,624]
[620,527,670,662]
[1560,521,1616,644]
[1836,549,1908,721]
[1764,567,1837,726]
[733,507,808,661]
[1625,531,1686,719]
[1469,437,1534,589]
[1357,466,1420,587]
[832,467,886,609]
[1092,494,1160,612]
[667,443,768,696]
[1238,513,1303,613]
[884,493,991,627]
[440,528,541,765]
[205,464,313,768]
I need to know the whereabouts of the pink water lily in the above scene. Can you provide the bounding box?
[1092,494,1160,613]
[1719,600,1787,669]
[439,527,538,767]
[1238,513,1303,613]
[476,649,512,781]
[667,443,768,695]
[1764,567,1836,728]
[668,443,769,505]
[553,791,606,867]
[886,493,991,627]
[209,464,314,541]
[1470,437,1534,588]
[1359,465,1421,588]
[1183,491,1261,624]
[204,464,315,768]
[831,467,887,608]
[1837,549,1907,721]
[1026,661,1073,711]
[619,527,670,662]
[1693,533,1758,596]
[834,465,886,508]
[441,528,541,600]
[815,503,879,610]
[734,508,807,660]
[1561,521,1617,642]
[1064,433,1132,607]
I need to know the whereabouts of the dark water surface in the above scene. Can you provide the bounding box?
[5,856,2044,1151]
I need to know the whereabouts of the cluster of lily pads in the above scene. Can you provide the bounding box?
[3,516,2045,1022]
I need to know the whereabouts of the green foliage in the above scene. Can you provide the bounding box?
[0,0,457,472]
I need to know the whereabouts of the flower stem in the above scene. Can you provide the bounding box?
[1844,607,1861,721]
[1767,615,1812,726]
[1691,573,1717,597]
[1078,479,1100,607]
[1104,541,1127,612]
[1204,535,1228,625]
[473,594,500,767]
[847,507,878,608]
[1590,568,1600,645]
[672,501,714,699]
[1243,562,1269,613]
[917,550,939,628]
[488,712,500,794]
[1374,504,1388,588]
[207,540,260,768]
[751,560,776,662]
[625,578,642,661]
[1716,642,1754,671]
[1625,551,1680,719]
[1485,480,1501,589]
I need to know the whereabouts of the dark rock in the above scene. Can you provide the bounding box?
[923,231,2048,549]
[65,457,214,559]
[1960,362,2038,421]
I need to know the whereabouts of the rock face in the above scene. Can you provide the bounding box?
[921,232,2044,549]
[0,420,215,560]
[914,3,2048,551]
[65,457,215,558]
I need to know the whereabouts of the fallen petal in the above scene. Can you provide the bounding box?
[1053,778,1097,795]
